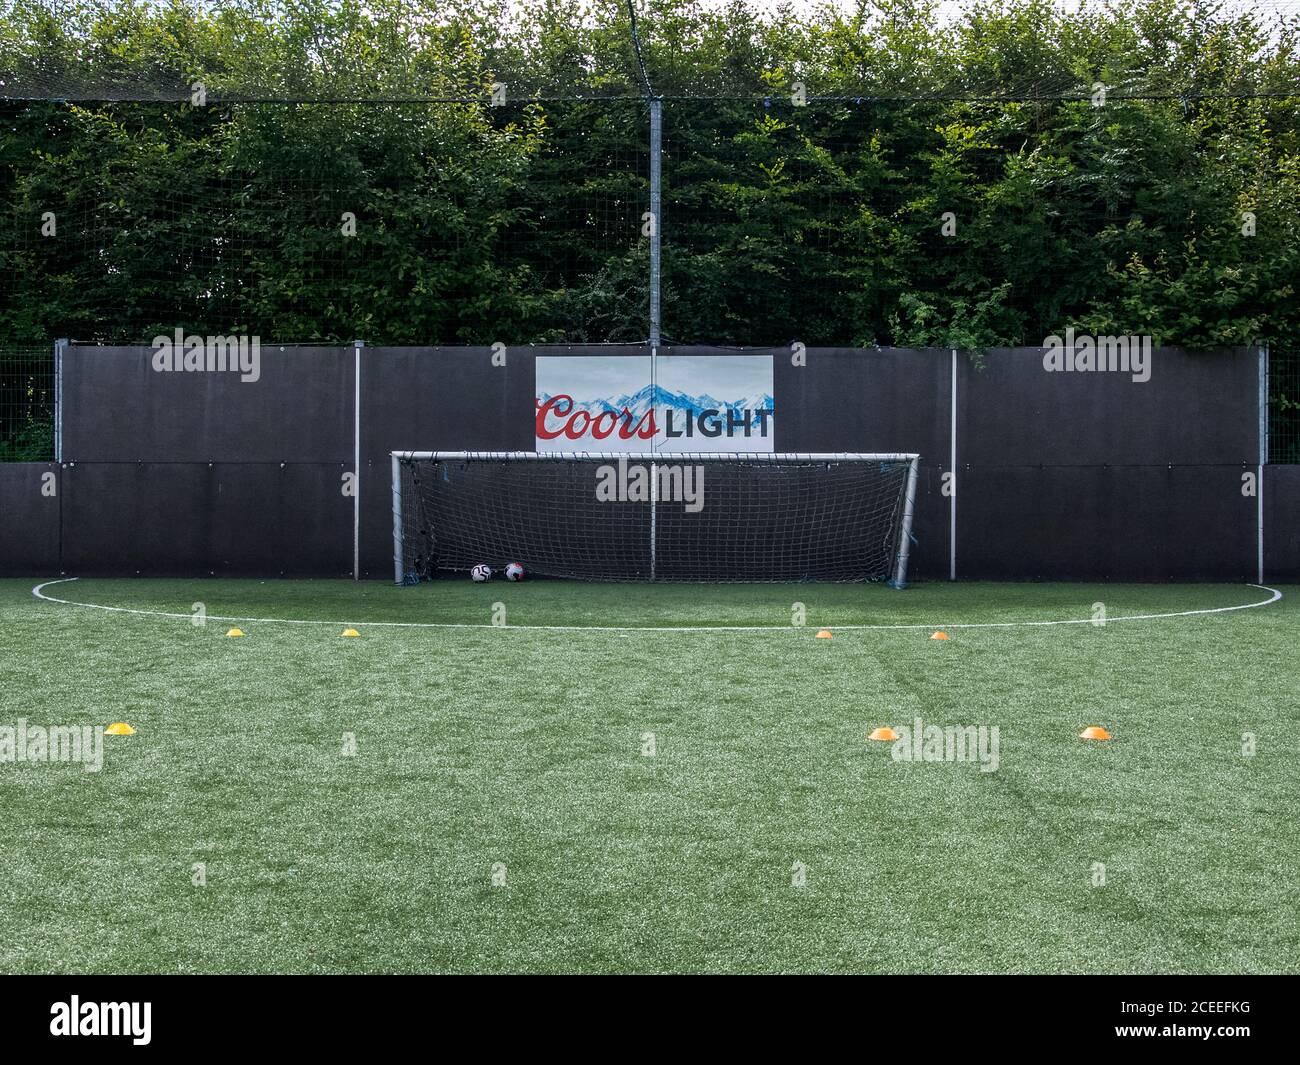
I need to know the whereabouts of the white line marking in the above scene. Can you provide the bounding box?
[30,578,1283,633]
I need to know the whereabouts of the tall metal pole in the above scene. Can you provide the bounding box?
[648,98,663,580]
[1258,341,1268,584]
[950,348,957,581]
[353,338,363,581]
[648,98,662,347]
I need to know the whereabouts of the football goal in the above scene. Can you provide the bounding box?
[391,451,921,586]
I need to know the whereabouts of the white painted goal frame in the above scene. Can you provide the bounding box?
[391,451,921,587]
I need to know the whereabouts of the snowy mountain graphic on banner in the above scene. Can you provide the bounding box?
[535,355,776,453]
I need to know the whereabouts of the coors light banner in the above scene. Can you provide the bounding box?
[535,354,775,453]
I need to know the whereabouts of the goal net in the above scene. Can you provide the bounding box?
[392,452,920,585]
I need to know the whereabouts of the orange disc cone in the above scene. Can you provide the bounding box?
[930,631,950,641]
[104,722,135,736]
[815,629,833,639]
[868,727,899,741]
[225,627,246,638]
[1080,726,1112,741]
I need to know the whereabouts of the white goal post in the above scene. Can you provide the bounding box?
[392,451,921,587]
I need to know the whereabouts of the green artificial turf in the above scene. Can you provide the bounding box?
[0,576,1296,974]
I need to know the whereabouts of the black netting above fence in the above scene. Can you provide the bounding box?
[1270,346,1300,464]
[0,344,53,460]
[0,98,650,346]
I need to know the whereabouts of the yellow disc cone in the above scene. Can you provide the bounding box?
[342,628,360,637]
[1080,726,1112,741]
[225,627,246,638]
[815,629,833,639]
[104,722,135,736]
[868,726,899,742]
[930,631,950,641]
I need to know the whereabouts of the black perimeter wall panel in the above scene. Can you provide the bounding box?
[955,347,1260,581]
[1265,466,1300,582]
[0,463,60,575]
[63,345,353,462]
[57,343,354,576]
[60,463,352,577]
[959,347,1258,466]
[959,465,1257,581]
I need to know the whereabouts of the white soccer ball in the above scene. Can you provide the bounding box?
[505,562,525,582]
[470,564,492,582]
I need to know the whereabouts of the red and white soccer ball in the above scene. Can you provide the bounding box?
[505,562,525,582]
[470,563,492,582]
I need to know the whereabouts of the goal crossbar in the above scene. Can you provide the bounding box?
[392,451,921,587]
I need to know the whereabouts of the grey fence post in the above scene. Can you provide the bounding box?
[950,348,958,581]
[54,338,68,463]
[354,339,364,580]
[1258,341,1268,583]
